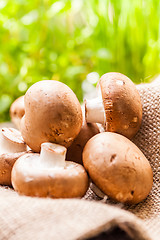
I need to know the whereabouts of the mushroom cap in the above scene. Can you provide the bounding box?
[21,80,83,152]
[66,107,100,165]
[98,72,142,139]
[10,96,25,129]
[83,132,153,204]
[11,153,89,198]
[0,151,28,186]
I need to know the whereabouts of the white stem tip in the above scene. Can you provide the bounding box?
[85,96,105,125]
[40,142,67,168]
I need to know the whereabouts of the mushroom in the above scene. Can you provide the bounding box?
[66,106,100,165]
[85,72,142,139]
[11,142,89,198]
[10,96,25,129]
[83,132,153,204]
[21,80,83,152]
[0,128,27,186]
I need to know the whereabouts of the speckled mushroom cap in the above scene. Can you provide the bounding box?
[98,72,142,139]
[10,96,25,129]
[83,132,153,204]
[21,80,83,152]
[11,153,89,198]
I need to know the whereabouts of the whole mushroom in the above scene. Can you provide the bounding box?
[85,72,142,139]
[21,80,83,152]
[12,142,89,198]
[10,96,25,129]
[83,132,153,204]
[0,128,27,186]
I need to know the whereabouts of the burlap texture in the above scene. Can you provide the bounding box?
[0,186,150,240]
[0,78,159,240]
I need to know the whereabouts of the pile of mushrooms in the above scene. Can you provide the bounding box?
[1,80,89,198]
[0,72,153,204]
[83,72,152,204]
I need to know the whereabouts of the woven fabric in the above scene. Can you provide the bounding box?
[129,79,160,240]
[0,187,150,240]
[0,79,159,240]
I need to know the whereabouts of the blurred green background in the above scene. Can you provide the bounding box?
[0,0,160,122]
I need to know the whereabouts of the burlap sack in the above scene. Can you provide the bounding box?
[0,78,159,240]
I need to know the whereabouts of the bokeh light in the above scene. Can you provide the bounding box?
[0,0,160,121]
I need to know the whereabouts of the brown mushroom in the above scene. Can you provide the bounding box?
[85,72,142,139]
[21,80,83,152]
[12,142,89,198]
[83,132,153,204]
[0,128,27,186]
[66,106,100,165]
[10,96,25,129]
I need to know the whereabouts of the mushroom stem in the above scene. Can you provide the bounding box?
[85,96,105,125]
[40,143,66,168]
[0,128,27,155]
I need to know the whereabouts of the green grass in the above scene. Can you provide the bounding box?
[0,0,160,121]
